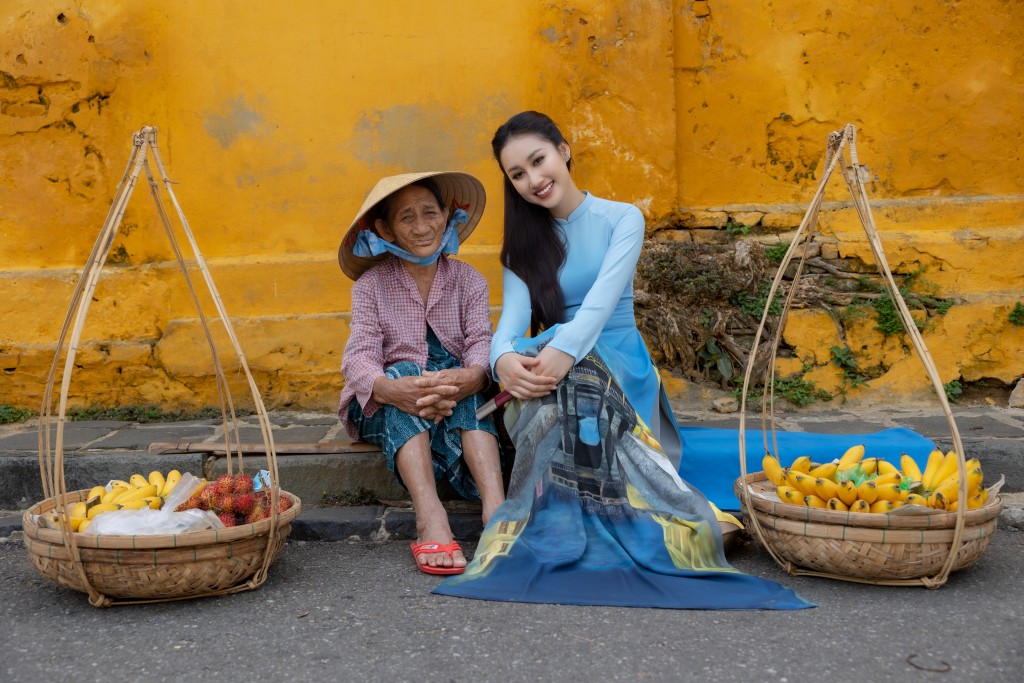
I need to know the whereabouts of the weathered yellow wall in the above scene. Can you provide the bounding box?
[1,0,1022,411]
[672,0,1024,404]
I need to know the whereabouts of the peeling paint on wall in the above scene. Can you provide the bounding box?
[203,96,268,148]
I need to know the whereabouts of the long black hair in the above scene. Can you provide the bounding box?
[491,111,569,334]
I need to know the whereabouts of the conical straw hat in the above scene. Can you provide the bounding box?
[338,171,486,280]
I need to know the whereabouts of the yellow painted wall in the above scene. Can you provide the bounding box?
[672,0,1024,404]
[1,0,1022,411]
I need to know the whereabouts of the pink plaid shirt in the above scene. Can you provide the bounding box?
[338,254,492,439]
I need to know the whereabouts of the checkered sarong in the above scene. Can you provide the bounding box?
[346,326,496,500]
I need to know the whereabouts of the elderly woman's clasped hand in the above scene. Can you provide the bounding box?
[372,366,488,423]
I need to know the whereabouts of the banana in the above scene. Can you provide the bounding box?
[77,518,92,533]
[905,493,930,507]
[809,462,838,480]
[142,496,163,510]
[115,484,158,503]
[876,460,900,477]
[927,491,950,510]
[932,479,961,504]
[827,498,849,512]
[872,472,902,488]
[763,454,785,487]
[930,450,961,491]
[849,499,870,513]
[109,479,130,488]
[87,503,121,520]
[86,485,106,504]
[814,478,839,501]
[856,480,879,504]
[162,470,182,497]
[875,483,902,502]
[837,480,859,506]
[921,449,945,491]
[966,489,988,509]
[119,499,148,510]
[870,500,896,513]
[789,456,813,474]
[102,484,133,504]
[860,458,880,476]
[804,494,828,509]
[791,472,817,496]
[70,515,85,532]
[890,500,905,510]
[966,467,984,496]
[149,470,167,496]
[777,486,804,505]
[900,453,923,483]
[70,501,87,519]
[129,473,149,488]
[838,444,865,469]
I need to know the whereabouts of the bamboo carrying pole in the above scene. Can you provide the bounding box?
[737,124,971,588]
[36,126,286,607]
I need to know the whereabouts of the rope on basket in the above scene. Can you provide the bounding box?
[37,126,285,607]
[737,124,971,589]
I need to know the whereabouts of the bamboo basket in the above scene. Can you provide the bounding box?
[25,126,301,607]
[736,124,1002,588]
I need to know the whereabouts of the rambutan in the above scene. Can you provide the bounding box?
[245,506,270,524]
[176,496,200,512]
[232,473,254,494]
[198,486,216,510]
[213,474,235,496]
[233,492,257,516]
[217,512,237,527]
[278,495,294,513]
[213,494,235,515]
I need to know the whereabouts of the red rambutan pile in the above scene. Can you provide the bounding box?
[217,512,237,527]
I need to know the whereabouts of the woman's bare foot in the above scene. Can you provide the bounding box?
[413,503,466,570]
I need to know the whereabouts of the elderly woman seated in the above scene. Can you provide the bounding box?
[337,172,503,575]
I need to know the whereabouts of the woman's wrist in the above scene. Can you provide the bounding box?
[370,375,392,406]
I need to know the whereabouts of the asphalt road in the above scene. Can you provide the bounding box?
[1,530,1022,683]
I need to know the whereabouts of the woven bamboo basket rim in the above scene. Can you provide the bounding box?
[736,472,1003,530]
[31,126,294,607]
[22,490,301,550]
[735,124,985,588]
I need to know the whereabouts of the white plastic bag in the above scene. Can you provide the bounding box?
[84,507,222,535]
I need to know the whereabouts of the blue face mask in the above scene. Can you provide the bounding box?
[352,208,468,266]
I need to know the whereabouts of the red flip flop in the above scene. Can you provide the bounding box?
[409,540,466,575]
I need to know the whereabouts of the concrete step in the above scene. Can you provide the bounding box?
[0,415,405,510]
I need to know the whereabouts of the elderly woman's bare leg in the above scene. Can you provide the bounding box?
[394,431,466,570]
[460,430,505,526]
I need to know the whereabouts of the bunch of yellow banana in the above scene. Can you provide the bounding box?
[41,470,190,533]
[762,443,990,514]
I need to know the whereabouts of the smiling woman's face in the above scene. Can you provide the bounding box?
[375,185,448,257]
[499,133,574,216]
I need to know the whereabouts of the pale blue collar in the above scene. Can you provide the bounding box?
[352,208,468,266]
